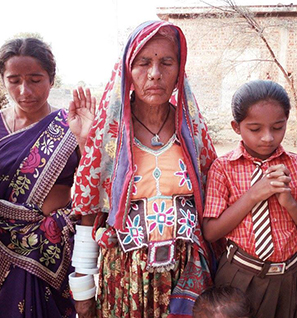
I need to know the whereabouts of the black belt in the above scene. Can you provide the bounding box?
[226,241,297,277]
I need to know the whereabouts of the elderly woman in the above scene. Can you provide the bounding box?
[70,20,217,318]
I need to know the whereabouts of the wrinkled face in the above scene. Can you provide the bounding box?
[131,36,179,108]
[3,55,51,113]
[232,99,287,160]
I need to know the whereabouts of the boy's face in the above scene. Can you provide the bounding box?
[231,99,287,160]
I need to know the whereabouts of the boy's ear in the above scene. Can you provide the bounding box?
[231,120,241,135]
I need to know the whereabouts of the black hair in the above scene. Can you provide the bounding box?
[231,80,290,123]
[192,286,254,318]
[0,38,56,84]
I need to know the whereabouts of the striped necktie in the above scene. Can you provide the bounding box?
[251,161,274,261]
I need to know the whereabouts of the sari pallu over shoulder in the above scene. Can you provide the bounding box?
[0,109,77,290]
[0,109,76,204]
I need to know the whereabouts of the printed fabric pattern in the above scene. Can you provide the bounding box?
[0,109,77,290]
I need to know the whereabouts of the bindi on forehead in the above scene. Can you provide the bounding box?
[155,53,157,56]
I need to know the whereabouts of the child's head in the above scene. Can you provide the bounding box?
[192,286,253,318]
[231,80,290,160]
[231,80,290,123]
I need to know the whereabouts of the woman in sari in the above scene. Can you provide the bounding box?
[71,20,217,318]
[0,38,95,317]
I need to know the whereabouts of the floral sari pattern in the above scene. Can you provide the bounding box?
[0,109,77,317]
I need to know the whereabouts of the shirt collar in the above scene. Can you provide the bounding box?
[230,140,286,163]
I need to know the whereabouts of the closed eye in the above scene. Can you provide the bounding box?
[8,79,19,84]
[31,75,43,83]
[249,128,260,132]
[161,57,175,66]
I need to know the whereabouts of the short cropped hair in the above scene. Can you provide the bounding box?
[193,286,254,318]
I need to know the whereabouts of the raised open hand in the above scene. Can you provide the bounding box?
[68,87,96,152]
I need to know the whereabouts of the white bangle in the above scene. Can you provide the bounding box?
[73,243,99,253]
[76,225,93,234]
[69,272,94,283]
[73,226,99,257]
[72,225,100,275]
[72,256,98,264]
[72,262,98,270]
[72,250,99,259]
[75,267,99,275]
[72,286,96,301]
[68,273,95,292]
[74,234,98,244]
[74,233,98,242]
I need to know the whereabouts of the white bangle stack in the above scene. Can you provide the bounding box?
[70,225,99,301]
[68,273,96,301]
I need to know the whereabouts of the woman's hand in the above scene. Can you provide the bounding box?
[75,298,96,318]
[68,87,96,152]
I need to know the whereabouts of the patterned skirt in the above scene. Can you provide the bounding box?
[96,240,189,318]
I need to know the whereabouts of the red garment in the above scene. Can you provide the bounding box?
[204,141,297,262]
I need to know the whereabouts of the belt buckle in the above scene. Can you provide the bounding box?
[267,262,286,275]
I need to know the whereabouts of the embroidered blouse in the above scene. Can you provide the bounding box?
[117,135,198,269]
